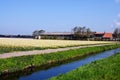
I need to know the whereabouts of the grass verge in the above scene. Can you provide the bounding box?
[0,44,120,76]
[49,52,120,80]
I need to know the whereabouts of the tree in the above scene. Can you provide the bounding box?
[72,26,91,40]
[86,28,91,38]
[32,30,45,38]
[72,26,83,39]
[113,28,120,40]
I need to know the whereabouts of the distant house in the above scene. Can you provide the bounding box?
[37,32,74,40]
[35,32,113,40]
[94,32,113,40]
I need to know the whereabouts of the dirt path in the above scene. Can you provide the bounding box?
[0,44,111,59]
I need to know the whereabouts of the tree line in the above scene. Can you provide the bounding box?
[72,26,92,40]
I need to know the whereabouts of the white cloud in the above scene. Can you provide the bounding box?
[115,0,120,3]
[115,20,120,27]
[118,14,120,18]
[113,14,120,28]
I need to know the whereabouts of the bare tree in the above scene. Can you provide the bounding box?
[72,26,91,40]
[32,30,45,38]
[86,28,91,38]
[113,28,120,41]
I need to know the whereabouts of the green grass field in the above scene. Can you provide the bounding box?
[49,52,120,80]
[0,44,120,75]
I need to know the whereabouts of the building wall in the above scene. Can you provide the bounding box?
[40,35,73,40]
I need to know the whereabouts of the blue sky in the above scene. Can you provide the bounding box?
[0,0,120,35]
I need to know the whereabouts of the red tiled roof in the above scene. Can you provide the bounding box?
[103,33,112,38]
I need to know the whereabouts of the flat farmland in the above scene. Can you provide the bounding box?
[0,38,114,48]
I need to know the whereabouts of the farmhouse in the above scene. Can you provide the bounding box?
[35,32,113,40]
[37,32,74,40]
[94,32,113,40]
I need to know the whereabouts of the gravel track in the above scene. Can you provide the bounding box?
[0,44,110,59]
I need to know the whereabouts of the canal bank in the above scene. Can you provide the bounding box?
[49,51,120,80]
[0,44,120,80]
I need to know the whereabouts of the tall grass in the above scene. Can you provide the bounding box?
[49,52,120,80]
[0,44,120,75]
